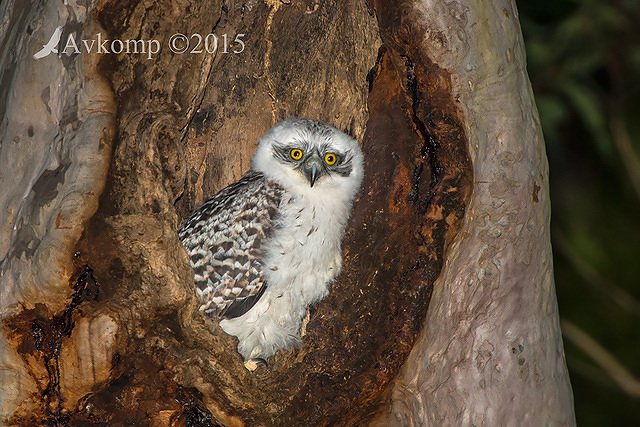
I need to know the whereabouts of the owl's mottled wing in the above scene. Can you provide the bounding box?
[178,171,283,319]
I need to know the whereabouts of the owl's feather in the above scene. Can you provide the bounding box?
[178,170,283,319]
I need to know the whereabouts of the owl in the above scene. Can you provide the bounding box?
[178,118,364,370]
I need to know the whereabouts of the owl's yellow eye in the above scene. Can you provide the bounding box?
[290,149,303,160]
[324,153,337,166]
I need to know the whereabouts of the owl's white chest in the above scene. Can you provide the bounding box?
[264,192,345,301]
[219,189,349,360]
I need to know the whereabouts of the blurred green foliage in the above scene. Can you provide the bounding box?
[519,0,640,424]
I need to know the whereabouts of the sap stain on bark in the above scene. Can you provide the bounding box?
[4,253,100,425]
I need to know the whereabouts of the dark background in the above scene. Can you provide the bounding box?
[519,0,640,424]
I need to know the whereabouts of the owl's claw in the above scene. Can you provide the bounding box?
[244,358,268,371]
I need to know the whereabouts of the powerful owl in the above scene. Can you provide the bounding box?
[178,118,364,370]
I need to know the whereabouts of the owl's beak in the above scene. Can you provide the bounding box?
[302,155,323,187]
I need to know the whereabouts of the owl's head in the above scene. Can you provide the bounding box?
[252,118,364,200]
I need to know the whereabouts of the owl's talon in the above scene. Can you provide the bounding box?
[244,358,267,371]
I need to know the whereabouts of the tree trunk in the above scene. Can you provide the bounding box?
[369,1,576,424]
[0,0,574,425]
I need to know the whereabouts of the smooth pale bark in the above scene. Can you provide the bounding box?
[372,0,575,425]
[0,0,115,419]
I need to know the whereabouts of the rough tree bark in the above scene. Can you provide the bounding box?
[0,0,574,425]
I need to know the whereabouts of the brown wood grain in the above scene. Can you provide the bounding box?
[4,0,471,424]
